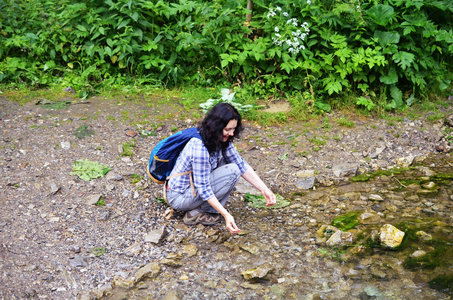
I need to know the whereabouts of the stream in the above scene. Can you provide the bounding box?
[100,154,453,300]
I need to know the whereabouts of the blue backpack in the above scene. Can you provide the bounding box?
[147,127,201,184]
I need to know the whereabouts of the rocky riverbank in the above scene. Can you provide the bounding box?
[0,95,452,299]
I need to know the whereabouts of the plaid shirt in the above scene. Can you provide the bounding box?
[168,138,249,201]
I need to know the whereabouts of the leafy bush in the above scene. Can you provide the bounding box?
[0,0,452,110]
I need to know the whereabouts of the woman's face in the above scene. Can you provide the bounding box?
[222,119,237,142]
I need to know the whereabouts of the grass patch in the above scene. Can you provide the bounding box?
[130,173,143,184]
[120,141,135,157]
[337,117,355,127]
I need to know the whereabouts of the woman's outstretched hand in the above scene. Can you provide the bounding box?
[263,188,277,206]
[224,213,241,234]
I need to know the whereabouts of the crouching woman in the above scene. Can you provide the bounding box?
[166,102,276,234]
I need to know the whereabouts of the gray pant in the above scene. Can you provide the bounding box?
[167,163,241,214]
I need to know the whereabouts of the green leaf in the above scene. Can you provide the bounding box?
[440,79,451,91]
[374,31,400,47]
[366,4,394,26]
[380,68,398,84]
[315,101,332,112]
[70,159,111,181]
[76,25,87,32]
[390,85,403,107]
[392,51,414,70]
[244,193,290,209]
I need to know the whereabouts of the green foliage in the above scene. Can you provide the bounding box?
[95,197,106,206]
[0,0,452,110]
[70,159,111,181]
[91,247,106,257]
[331,211,362,231]
[244,193,290,209]
[200,88,254,114]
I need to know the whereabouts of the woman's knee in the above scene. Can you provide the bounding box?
[222,163,241,178]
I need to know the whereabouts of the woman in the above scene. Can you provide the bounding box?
[166,102,276,234]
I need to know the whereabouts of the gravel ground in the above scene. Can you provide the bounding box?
[0,95,452,299]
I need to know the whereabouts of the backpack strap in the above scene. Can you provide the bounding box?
[163,171,196,204]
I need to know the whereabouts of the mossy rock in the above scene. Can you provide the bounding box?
[331,211,362,231]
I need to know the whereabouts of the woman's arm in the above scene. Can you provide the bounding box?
[241,167,276,206]
[207,196,241,234]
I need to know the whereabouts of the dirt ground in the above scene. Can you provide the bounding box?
[0,94,451,299]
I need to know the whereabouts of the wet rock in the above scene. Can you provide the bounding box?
[241,264,273,281]
[421,181,437,190]
[415,166,436,176]
[294,177,315,190]
[134,262,161,282]
[239,243,260,255]
[416,231,432,241]
[362,285,382,297]
[359,212,381,224]
[182,244,198,258]
[368,194,384,201]
[371,204,384,212]
[326,230,354,246]
[144,226,167,244]
[161,253,183,267]
[411,250,427,258]
[316,225,339,242]
[396,156,415,168]
[332,163,358,177]
[379,224,405,248]
[112,274,136,288]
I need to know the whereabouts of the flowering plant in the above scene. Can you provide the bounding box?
[266,4,311,55]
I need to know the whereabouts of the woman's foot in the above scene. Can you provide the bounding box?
[183,211,221,226]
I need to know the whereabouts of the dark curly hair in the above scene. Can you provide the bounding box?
[199,102,243,153]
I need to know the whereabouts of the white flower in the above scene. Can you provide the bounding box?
[276,6,282,11]
[283,12,289,17]
[274,26,279,32]
[275,33,281,38]
[307,0,311,4]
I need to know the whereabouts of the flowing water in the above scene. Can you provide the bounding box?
[103,154,453,300]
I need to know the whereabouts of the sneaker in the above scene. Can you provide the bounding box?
[183,212,221,226]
